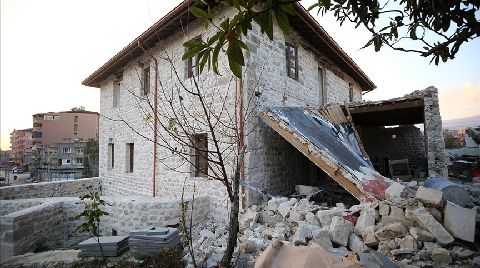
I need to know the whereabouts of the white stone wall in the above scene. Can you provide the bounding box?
[0,195,209,257]
[97,6,369,209]
[0,178,101,200]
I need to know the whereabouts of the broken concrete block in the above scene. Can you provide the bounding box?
[385,182,406,200]
[241,210,259,226]
[361,226,378,246]
[240,239,257,253]
[398,235,417,251]
[381,216,414,228]
[199,229,215,239]
[329,216,354,247]
[312,228,333,249]
[412,207,454,246]
[443,202,476,243]
[355,208,375,235]
[374,222,408,241]
[431,248,452,264]
[305,212,319,225]
[292,224,312,246]
[348,233,368,253]
[316,209,342,227]
[391,248,413,256]
[277,201,291,218]
[415,186,444,207]
[267,197,288,211]
[407,181,418,188]
[379,203,390,216]
[426,207,442,222]
[409,227,434,242]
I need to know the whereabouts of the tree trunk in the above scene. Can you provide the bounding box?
[221,165,240,267]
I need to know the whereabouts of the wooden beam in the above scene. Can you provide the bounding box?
[260,112,365,200]
[349,99,424,115]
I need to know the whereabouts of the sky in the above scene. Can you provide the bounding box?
[1,0,479,150]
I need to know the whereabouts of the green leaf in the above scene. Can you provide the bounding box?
[182,46,203,61]
[274,8,290,34]
[229,60,242,78]
[227,39,245,66]
[190,7,208,18]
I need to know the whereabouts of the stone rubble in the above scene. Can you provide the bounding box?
[183,180,479,268]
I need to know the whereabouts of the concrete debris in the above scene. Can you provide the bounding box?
[374,222,408,241]
[409,227,434,242]
[329,216,354,246]
[385,182,406,199]
[411,207,454,246]
[443,202,477,242]
[277,201,291,218]
[316,209,342,227]
[291,223,312,245]
[415,186,445,207]
[295,185,320,198]
[430,248,452,264]
[348,233,368,253]
[312,228,333,249]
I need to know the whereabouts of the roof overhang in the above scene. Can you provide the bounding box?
[82,1,375,91]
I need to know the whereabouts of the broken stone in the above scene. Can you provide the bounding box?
[409,227,434,242]
[361,226,378,246]
[295,185,320,196]
[381,216,415,228]
[355,208,376,235]
[312,228,333,249]
[431,248,451,264]
[389,206,405,218]
[398,235,417,251]
[451,246,474,259]
[425,207,442,222]
[385,182,406,200]
[443,202,476,243]
[288,210,304,223]
[391,248,413,256]
[374,222,408,241]
[288,198,298,206]
[422,242,440,250]
[329,216,354,247]
[316,209,342,227]
[292,224,312,246]
[267,197,288,211]
[240,239,257,253]
[277,201,291,218]
[411,207,454,246]
[199,229,215,239]
[305,212,319,225]
[336,203,346,209]
[407,181,418,188]
[348,233,368,253]
[473,256,480,267]
[415,186,444,208]
[379,203,390,216]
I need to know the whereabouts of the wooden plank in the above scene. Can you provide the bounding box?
[349,99,424,115]
[260,112,365,200]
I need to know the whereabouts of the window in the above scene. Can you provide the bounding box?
[44,115,58,121]
[318,67,326,106]
[63,148,72,154]
[349,84,354,102]
[113,82,120,108]
[191,134,208,177]
[74,124,78,132]
[286,43,298,79]
[75,158,83,165]
[142,66,150,95]
[74,147,83,154]
[108,143,114,170]
[185,37,201,79]
[74,116,78,123]
[61,159,71,165]
[126,143,134,173]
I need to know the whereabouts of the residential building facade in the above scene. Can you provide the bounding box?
[32,110,99,180]
[83,1,375,214]
[9,128,33,171]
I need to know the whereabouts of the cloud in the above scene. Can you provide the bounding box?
[439,83,480,120]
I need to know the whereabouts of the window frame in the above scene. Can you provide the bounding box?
[108,143,115,170]
[191,134,208,177]
[349,84,354,102]
[142,66,150,96]
[113,81,120,108]
[286,43,298,80]
[126,143,134,173]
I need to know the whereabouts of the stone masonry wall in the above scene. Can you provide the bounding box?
[0,196,209,257]
[0,178,101,200]
[242,19,365,202]
[359,125,428,178]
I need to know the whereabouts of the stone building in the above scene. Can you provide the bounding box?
[82,1,445,212]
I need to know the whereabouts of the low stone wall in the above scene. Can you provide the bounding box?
[0,199,44,216]
[0,178,101,200]
[0,195,210,257]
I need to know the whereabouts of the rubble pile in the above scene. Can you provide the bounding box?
[236,182,480,267]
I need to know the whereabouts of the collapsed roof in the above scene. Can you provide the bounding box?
[260,106,391,201]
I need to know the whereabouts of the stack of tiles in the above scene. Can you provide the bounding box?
[129,227,180,256]
[78,236,129,257]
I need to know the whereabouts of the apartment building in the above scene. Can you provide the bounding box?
[9,128,33,171]
[32,110,99,180]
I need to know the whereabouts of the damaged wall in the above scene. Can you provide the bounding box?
[359,125,427,178]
